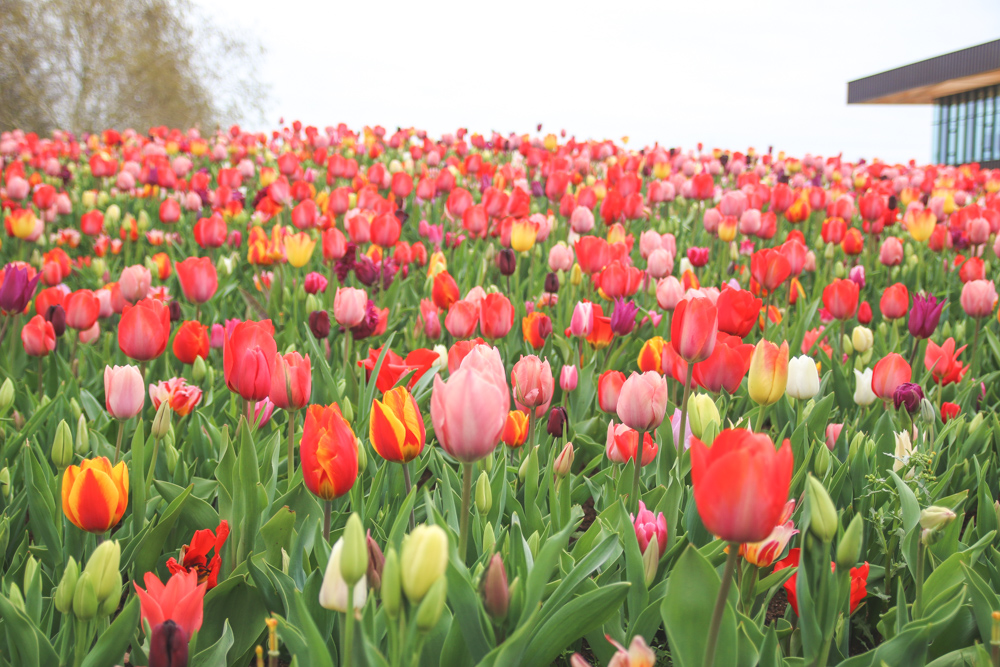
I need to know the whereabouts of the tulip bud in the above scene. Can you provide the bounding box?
[192,355,207,383]
[834,261,845,278]
[305,294,322,314]
[105,204,121,225]
[824,243,836,259]
[73,571,99,620]
[69,398,83,420]
[688,394,721,441]
[851,327,873,354]
[401,525,448,604]
[836,514,863,570]
[52,419,74,469]
[381,548,402,619]
[148,620,190,667]
[0,378,13,415]
[806,475,838,542]
[518,450,532,481]
[919,506,957,532]
[355,436,366,470]
[99,576,122,617]
[54,557,80,614]
[527,531,540,558]
[554,442,575,478]
[8,584,25,614]
[547,407,568,438]
[841,335,854,356]
[150,402,171,442]
[164,441,179,474]
[13,410,25,431]
[496,249,516,276]
[642,540,660,587]
[75,414,90,455]
[476,472,492,515]
[570,263,582,286]
[544,272,560,293]
[415,578,448,633]
[0,467,9,497]
[481,554,509,621]
[82,191,97,208]
[136,210,151,231]
[969,413,984,433]
[341,397,354,423]
[813,441,831,477]
[340,513,368,587]
[366,532,385,591]
[482,522,496,554]
[84,540,122,604]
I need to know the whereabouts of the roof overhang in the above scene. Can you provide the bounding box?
[847,39,1000,105]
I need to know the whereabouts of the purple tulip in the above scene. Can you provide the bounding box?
[893,382,924,414]
[908,293,945,340]
[609,299,638,336]
[0,264,40,314]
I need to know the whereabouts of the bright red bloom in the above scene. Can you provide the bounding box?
[941,402,960,423]
[193,215,228,248]
[134,570,206,639]
[879,283,909,320]
[924,338,967,386]
[841,228,865,255]
[300,403,358,501]
[166,521,230,589]
[223,320,277,402]
[606,421,658,466]
[716,287,762,338]
[480,293,514,340]
[65,289,100,331]
[750,248,791,293]
[693,333,754,394]
[119,298,171,361]
[774,548,868,616]
[172,320,210,365]
[691,429,793,543]
[522,311,552,350]
[358,346,411,393]
[822,279,859,320]
[175,257,218,304]
[22,314,56,357]
[574,236,611,274]
[871,353,912,399]
[671,297,718,363]
[431,271,460,310]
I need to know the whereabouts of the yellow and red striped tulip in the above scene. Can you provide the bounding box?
[62,457,129,533]
[369,386,426,464]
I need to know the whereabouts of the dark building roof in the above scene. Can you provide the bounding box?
[847,39,1000,104]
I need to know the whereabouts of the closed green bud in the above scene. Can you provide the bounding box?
[642,541,660,587]
[527,531,539,558]
[954,321,966,340]
[919,398,935,425]
[834,261,845,278]
[24,555,39,590]
[99,577,122,617]
[0,378,14,415]
[554,442,575,478]
[518,448,533,481]
[688,394,721,441]
[75,414,89,455]
[481,452,493,474]
[841,335,854,356]
[69,398,83,420]
[381,548,401,619]
[415,578,447,633]
[305,294,321,313]
[136,210,151,231]
[860,348,873,365]
[355,437,366,470]
[813,442,831,477]
[84,540,121,604]
[401,525,448,604]
[339,513,368,587]
[8,583,25,613]
[192,355,207,383]
[73,572,99,620]
[152,400,171,440]
[969,413,984,433]
[919,506,957,532]
[90,258,107,279]
[52,419,74,468]
[823,242,835,259]
[341,397,354,423]
[836,515,863,570]
[0,467,9,498]
[54,557,79,614]
[164,441,179,474]
[570,263,582,286]
[476,472,492,515]
[806,475,838,542]
[482,522,496,554]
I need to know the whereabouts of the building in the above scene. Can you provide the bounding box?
[847,39,1000,167]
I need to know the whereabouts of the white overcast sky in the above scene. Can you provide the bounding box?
[197,0,1000,164]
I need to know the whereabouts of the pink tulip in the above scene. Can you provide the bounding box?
[119,265,151,303]
[631,501,667,556]
[104,364,145,420]
[548,243,574,272]
[879,237,903,266]
[333,287,368,327]
[647,249,673,278]
[560,365,578,392]
[79,322,101,345]
[511,355,554,417]
[569,302,594,337]
[960,280,998,319]
[616,371,668,431]
[825,424,843,451]
[656,277,684,311]
[431,346,509,462]
[638,230,662,259]
[445,300,479,338]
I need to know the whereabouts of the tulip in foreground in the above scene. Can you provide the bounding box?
[62,457,129,534]
[134,569,206,639]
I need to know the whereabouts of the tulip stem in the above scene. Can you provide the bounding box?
[703,543,740,667]
[755,404,769,434]
[323,500,332,542]
[287,411,296,489]
[459,462,473,563]
[112,420,125,464]
[145,437,160,498]
[629,439,643,515]
[915,539,925,618]
[678,365,694,450]
[402,463,415,530]
[37,356,44,402]
[344,589,355,667]
[970,318,983,383]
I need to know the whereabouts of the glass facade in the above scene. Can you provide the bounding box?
[933,85,1000,165]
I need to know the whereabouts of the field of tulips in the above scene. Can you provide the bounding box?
[1,123,1000,667]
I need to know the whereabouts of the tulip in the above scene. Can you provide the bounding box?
[597,370,626,413]
[119,298,170,361]
[134,570,206,639]
[401,524,448,604]
[21,314,56,357]
[656,276,685,310]
[716,288,762,338]
[62,457,129,534]
[691,428,793,543]
[908,293,945,339]
[149,378,203,417]
[285,232,317,268]
[501,410,530,448]
[370,386,426,464]
[270,351,312,411]
[893,382,924,413]
[671,297,718,363]
[104,365,144,420]
[822,278,859,320]
[481,554,509,621]
[522,311,552,350]
[748,340,789,407]
[960,279,998,319]
[786,355,820,400]
[333,287,368,327]
[569,301,594,337]
[853,368,877,406]
[431,271,460,310]
[0,263,40,314]
[631,501,667,557]
[223,319,277,402]
[547,406,568,438]
[941,402,960,423]
[871,353,912,400]
[924,338,967,386]
[445,300,479,338]
[511,355,554,418]
[880,283,909,320]
[148,621,189,667]
[616,372,668,432]
[300,403,358,503]
[479,293,514,340]
[774,549,868,616]
[165,520,229,589]
[319,536,367,613]
[606,421,658,466]
[119,265,151,303]
[554,441,575,477]
[560,365,578,391]
[175,257,218,304]
[750,248,791,292]
[172,321,209,365]
[65,290,100,331]
[309,310,331,339]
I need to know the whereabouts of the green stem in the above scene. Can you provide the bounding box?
[323,500,332,542]
[403,462,414,531]
[970,318,983,382]
[113,420,126,464]
[287,410,297,489]
[756,404,769,434]
[678,364,694,447]
[344,587,355,667]
[629,432,644,515]
[144,437,160,497]
[703,544,740,667]
[915,539,925,618]
[459,462,473,563]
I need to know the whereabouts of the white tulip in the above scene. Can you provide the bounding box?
[319,538,367,613]
[786,355,820,400]
[853,368,877,406]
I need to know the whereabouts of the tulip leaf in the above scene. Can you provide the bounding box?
[445,560,492,662]
[153,479,221,535]
[538,533,619,628]
[258,505,296,568]
[889,470,921,532]
[200,573,269,667]
[22,443,62,568]
[661,544,738,667]
[0,590,58,667]
[80,596,140,667]
[130,421,146,535]
[189,619,234,667]
[517,506,581,626]
[128,483,191,578]
[521,581,631,666]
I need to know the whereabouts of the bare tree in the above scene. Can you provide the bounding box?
[0,0,265,134]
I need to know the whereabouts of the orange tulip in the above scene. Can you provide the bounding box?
[501,410,529,448]
[300,403,358,501]
[369,386,426,463]
[637,336,666,374]
[62,457,129,533]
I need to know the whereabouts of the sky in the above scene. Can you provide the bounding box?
[197,0,1000,164]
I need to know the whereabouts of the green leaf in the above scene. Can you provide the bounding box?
[189,619,235,667]
[661,545,738,667]
[0,591,59,667]
[127,484,191,578]
[81,596,140,667]
[259,506,296,568]
[961,562,999,645]
[445,560,493,662]
[131,421,146,535]
[889,470,920,532]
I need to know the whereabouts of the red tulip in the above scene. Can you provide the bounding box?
[223,320,277,402]
[716,288,762,338]
[750,248,791,293]
[479,293,514,340]
[172,321,209,365]
[193,214,228,248]
[300,403,358,500]
[175,258,218,304]
[598,370,626,413]
[775,549,868,616]
[65,289,100,331]
[270,351,312,410]
[879,283,909,320]
[135,570,206,639]
[159,198,181,224]
[606,421,658,466]
[693,333,754,394]
[871,353,912,399]
[119,298,170,361]
[574,236,611,274]
[671,297,718,363]
[445,300,479,339]
[924,338,967,386]
[822,279,859,320]
[431,271,460,310]
[691,429,793,543]
[21,315,56,357]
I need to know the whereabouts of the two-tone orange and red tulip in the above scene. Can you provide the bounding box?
[62,457,129,533]
[301,403,358,501]
[370,386,425,463]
